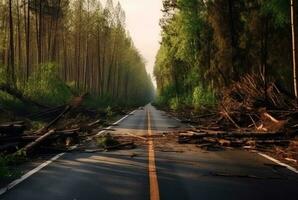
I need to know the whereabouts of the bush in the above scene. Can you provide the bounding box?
[154,84,177,106]
[169,97,180,111]
[83,94,116,109]
[96,133,119,148]
[105,106,114,119]
[23,63,72,106]
[0,65,7,85]
[0,154,25,179]
[0,156,9,178]
[0,91,26,112]
[192,86,217,110]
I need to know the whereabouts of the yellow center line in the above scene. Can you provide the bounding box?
[147,109,160,200]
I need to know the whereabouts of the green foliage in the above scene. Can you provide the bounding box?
[83,94,113,109]
[0,65,7,85]
[169,97,180,111]
[66,81,80,96]
[24,63,72,106]
[105,106,114,119]
[0,66,28,112]
[4,153,27,165]
[0,156,10,178]
[30,121,46,131]
[262,0,289,27]
[155,0,294,110]
[192,86,217,110]
[154,84,176,106]
[96,133,119,148]
[0,91,26,111]
[1,1,154,108]
[0,154,25,178]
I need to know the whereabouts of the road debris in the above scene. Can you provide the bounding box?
[157,74,298,168]
[0,95,135,156]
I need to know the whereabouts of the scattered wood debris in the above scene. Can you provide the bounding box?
[159,73,298,167]
[0,94,134,156]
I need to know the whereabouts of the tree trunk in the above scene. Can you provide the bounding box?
[7,0,15,86]
[25,0,30,81]
[228,0,238,80]
[291,0,298,98]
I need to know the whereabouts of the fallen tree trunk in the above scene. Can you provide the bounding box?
[0,84,49,108]
[0,123,25,136]
[20,130,56,154]
[0,129,79,144]
[27,105,66,119]
[35,105,71,135]
[180,130,288,139]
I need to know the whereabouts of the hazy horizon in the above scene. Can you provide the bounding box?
[102,0,162,86]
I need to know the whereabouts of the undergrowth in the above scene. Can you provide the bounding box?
[96,133,119,148]
[23,63,72,106]
[154,84,217,111]
[0,63,146,115]
[0,154,25,179]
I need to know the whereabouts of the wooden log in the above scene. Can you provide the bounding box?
[88,120,101,127]
[0,128,79,143]
[35,105,71,135]
[255,140,290,146]
[27,105,66,119]
[20,130,56,154]
[55,128,80,134]
[218,139,231,146]
[182,131,287,139]
[0,135,38,143]
[0,124,25,136]
[1,121,25,125]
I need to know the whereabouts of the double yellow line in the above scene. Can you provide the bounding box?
[147,110,160,200]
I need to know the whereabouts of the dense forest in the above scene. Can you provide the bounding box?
[154,0,298,110]
[0,0,154,107]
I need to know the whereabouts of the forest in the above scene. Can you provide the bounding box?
[0,0,298,196]
[154,0,297,111]
[152,0,298,169]
[0,0,154,109]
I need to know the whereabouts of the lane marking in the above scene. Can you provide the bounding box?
[0,109,138,196]
[0,153,65,196]
[258,153,298,174]
[147,110,160,200]
[96,110,136,136]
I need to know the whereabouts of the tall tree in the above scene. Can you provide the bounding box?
[291,0,297,98]
[7,0,15,85]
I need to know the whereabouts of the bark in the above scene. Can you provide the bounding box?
[291,0,298,98]
[228,0,238,80]
[25,0,30,81]
[7,0,15,85]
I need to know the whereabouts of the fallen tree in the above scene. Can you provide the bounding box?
[20,129,56,154]
[0,84,49,108]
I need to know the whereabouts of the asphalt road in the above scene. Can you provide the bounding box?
[1,104,298,200]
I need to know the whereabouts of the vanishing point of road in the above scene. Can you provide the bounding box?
[1,104,298,200]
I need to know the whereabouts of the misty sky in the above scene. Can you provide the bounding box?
[102,0,163,84]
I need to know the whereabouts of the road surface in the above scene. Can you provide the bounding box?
[1,104,298,200]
